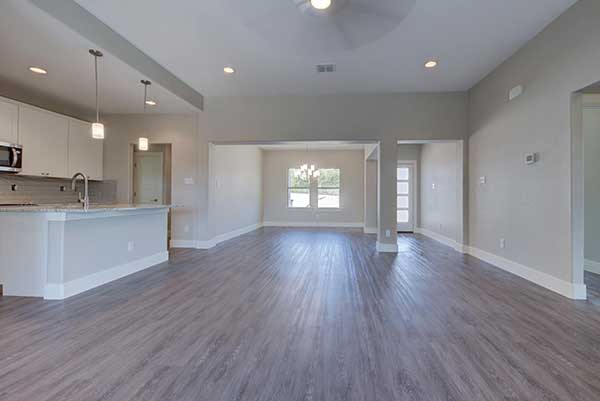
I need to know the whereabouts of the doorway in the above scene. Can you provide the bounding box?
[133,152,164,204]
[397,162,415,232]
[131,143,173,243]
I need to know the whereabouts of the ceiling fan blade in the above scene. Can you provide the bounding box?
[224,0,416,55]
[349,0,417,19]
[331,3,407,49]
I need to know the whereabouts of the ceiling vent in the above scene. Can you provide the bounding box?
[316,63,336,73]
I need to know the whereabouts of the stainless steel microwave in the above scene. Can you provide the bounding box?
[0,141,22,173]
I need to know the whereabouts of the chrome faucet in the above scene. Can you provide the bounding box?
[71,172,90,210]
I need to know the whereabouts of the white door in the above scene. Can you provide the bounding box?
[133,152,164,204]
[397,163,415,232]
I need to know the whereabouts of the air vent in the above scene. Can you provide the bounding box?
[316,64,336,73]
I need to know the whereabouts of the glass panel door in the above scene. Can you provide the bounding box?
[397,163,414,232]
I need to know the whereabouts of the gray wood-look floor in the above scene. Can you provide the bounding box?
[1,228,600,401]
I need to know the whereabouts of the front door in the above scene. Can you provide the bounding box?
[397,163,415,232]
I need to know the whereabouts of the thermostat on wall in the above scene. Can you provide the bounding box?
[525,153,538,165]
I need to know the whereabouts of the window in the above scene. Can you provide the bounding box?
[318,168,340,208]
[288,168,310,208]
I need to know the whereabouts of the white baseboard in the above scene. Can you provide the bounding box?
[212,223,263,245]
[363,226,378,234]
[585,259,600,275]
[468,246,587,300]
[195,222,263,250]
[376,241,398,253]
[415,227,466,253]
[44,251,169,300]
[263,221,364,228]
[170,239,197,248]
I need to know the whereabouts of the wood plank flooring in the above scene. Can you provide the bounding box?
[1,228,600,401]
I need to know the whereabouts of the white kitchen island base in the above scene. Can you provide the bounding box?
[0,205,170,299]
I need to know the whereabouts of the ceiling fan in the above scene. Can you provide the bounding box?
[227,0,417,55]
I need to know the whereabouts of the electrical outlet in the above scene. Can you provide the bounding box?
[385,230,391,238]
[500,238,505,249]
[431,183,436,190]
[480,176,486,185]
[128,241,135,252]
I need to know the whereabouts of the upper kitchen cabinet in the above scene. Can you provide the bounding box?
[0,98,19,144]
[68,120,103,180]
[19,105,69,178]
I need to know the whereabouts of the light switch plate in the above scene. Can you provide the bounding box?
[479,176,486,184]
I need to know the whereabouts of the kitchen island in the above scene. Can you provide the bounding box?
[0,204,170,299]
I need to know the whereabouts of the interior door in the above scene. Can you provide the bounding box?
[133,152,164,204]
[397,163,415,232]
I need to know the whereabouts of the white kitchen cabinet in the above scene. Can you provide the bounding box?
[68,120,103,180]
[19,106,69,178]
[0,98,19,144]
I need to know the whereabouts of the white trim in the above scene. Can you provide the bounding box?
[467,246,587,300]
[213,223,262,244]
[363,226,378,234]
[263,221,364,228]
[415,227,466,253]
[44,251,169,300]
[170,239,197,248]
[194,222,264,250]
[376,241,398,253]
[585,259,600,275]
[196,239,217,250]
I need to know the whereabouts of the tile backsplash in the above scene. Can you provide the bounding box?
[0,174,117,205]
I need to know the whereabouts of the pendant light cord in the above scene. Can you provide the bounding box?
[94,55,99,123]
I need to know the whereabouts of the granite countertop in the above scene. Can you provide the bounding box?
[0,203,172,213]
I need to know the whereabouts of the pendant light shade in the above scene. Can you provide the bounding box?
[92,122,104,139]
[139,137,149,151]
[89,49,104,139]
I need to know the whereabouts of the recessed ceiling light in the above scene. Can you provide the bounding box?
[310,0,332,10]
[224,66,236,74]
[145,100,157,106]
[29,66,48,75]
[424,60,438,69]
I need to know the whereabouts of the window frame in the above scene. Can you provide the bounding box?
[287,167,311,208]
[317,168,341,209]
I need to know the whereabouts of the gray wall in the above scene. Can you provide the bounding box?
[199,93,468,245]
[419,142,459,242]
[210,145,262,236]
[102,114,199,244]
[262,149,364,225]
[584,100,600,268]
[468,0,600,283]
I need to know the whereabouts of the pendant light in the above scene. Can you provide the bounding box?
[89,49,105,139]
[139,80,151,151]
[299,144,319,178]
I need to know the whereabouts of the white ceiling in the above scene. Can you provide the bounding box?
[76,0,576,97]
[0,0,198,115]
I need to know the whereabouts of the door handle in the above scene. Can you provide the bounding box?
[11,148,19,167]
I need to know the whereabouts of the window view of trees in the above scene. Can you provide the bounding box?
[288,167,341,209]
[317,168,340,208]
[288,168,310,208]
